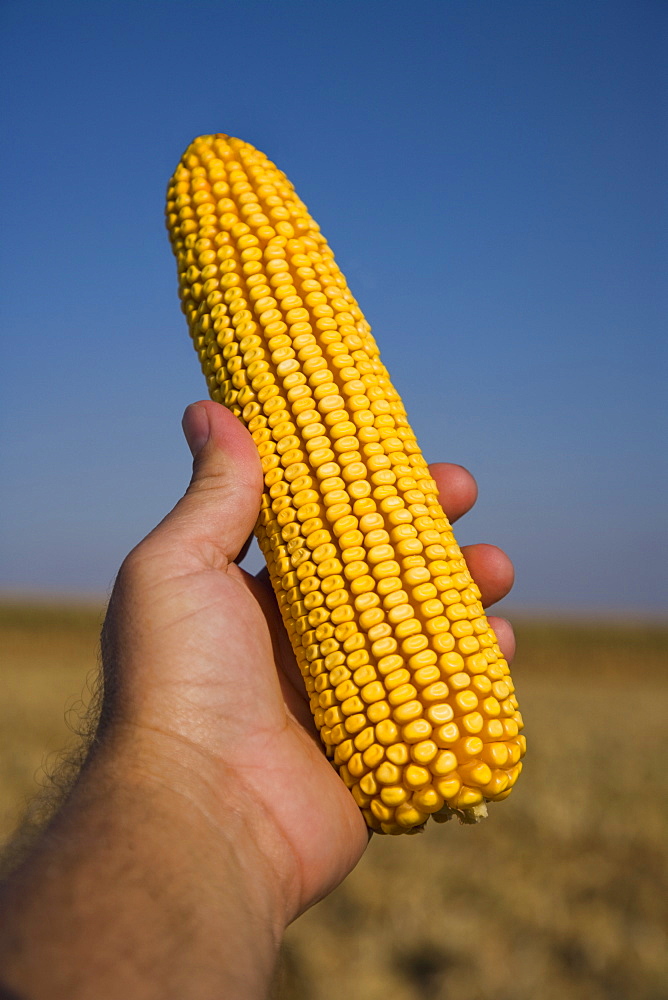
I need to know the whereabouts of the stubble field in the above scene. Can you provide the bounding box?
[1,602,666,999]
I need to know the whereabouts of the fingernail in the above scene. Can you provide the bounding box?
[182,403,210,457]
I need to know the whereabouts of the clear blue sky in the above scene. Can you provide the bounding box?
[1,0,665,616]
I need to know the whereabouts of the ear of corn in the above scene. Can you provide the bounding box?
[165,134,525,834]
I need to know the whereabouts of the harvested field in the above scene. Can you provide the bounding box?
[1,602,666,999]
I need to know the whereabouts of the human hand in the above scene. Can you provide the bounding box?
[99,400,515,923]
[0,399,516,998]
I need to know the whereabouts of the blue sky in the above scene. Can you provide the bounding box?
[1,0,665,616]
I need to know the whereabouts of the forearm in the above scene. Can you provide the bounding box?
[0,735,285,1000]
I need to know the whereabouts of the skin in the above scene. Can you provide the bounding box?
[0,400,515,1000]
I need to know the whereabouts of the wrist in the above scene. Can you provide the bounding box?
[0,723,290,999]
[87,720,296,933]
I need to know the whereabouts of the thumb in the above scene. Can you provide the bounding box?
[159,400,263,564]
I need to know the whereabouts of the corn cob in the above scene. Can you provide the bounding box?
[165,134,524,834]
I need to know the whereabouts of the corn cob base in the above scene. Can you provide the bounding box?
[166,135,525,834]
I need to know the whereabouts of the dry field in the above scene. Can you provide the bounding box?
[1,602,666,999]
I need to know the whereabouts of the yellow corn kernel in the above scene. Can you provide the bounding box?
[412,785,445,813]
[395,803,429,829]
[386,743,410,766]
[167,134,525,833]
[404,764,431,789]
[380,785,409,807]
[410,740,439,765]
[375,761,401,786]
[434,774,462,801]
